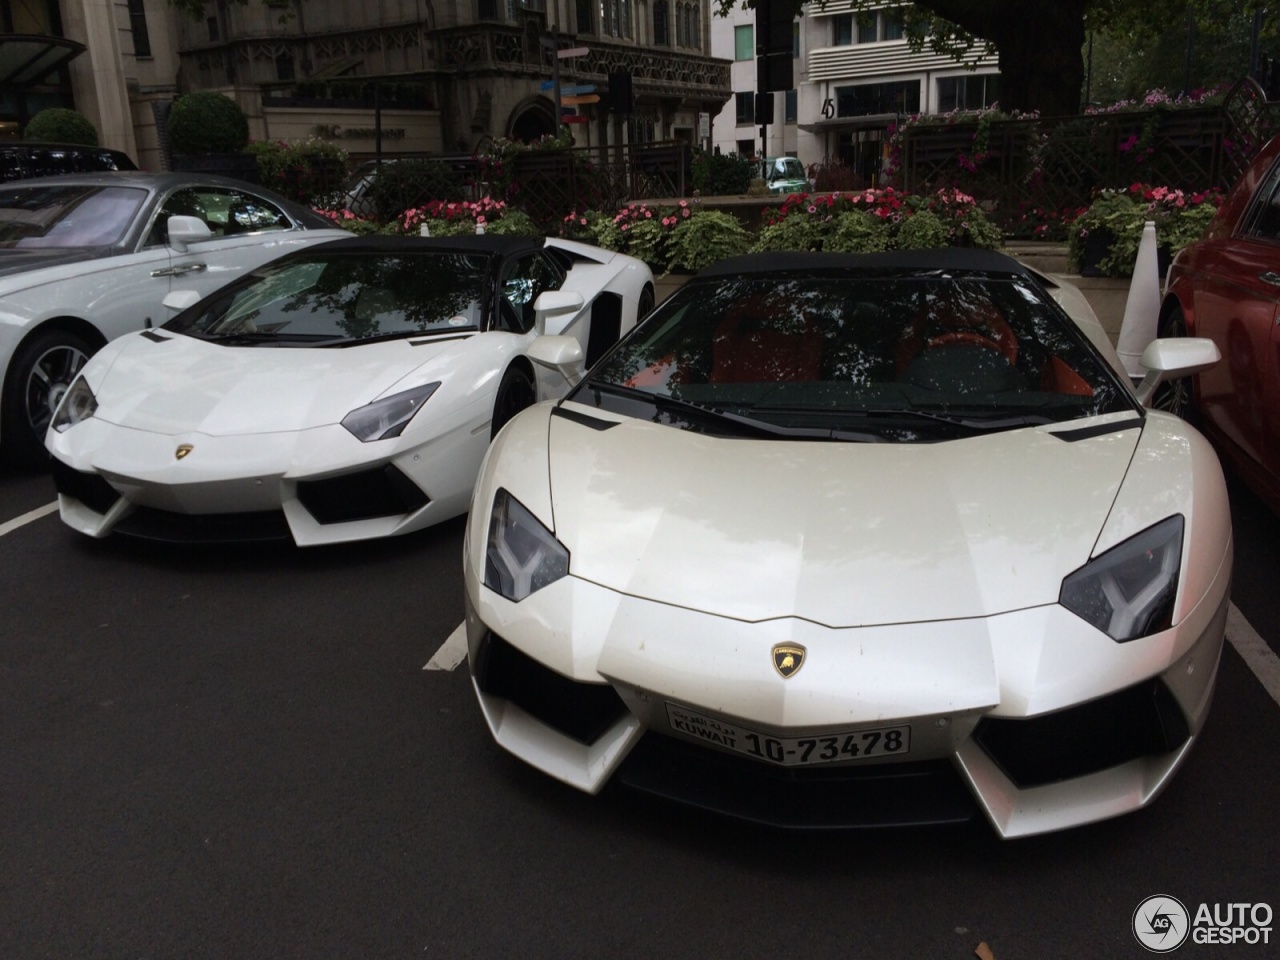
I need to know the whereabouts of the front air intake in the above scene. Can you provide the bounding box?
[296,464,428,524]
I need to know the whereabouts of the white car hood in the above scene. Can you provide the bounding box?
[548,407,1143,627]
[92,331,453,435]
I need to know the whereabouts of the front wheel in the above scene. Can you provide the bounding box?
[491,364,536,440]
[1150,306,1192,419]
[2,328,94,467]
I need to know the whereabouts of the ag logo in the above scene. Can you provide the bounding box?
[1133,895,1190,952]
[175,444,193,460]
[771,644,805,679]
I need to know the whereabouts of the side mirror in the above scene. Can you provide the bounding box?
[533,289,585,336]
[527,335,586,386]
[162,290,202,312]
[167,215,213,253]
[1134,337,1220,406]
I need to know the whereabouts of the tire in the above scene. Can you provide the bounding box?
[2,328,94,468]
[637,285,655,321]
[491,363,536,440]
[1150,306,1192,419]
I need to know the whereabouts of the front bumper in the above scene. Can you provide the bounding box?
[45,413,487,546]
[464,541,1231,838]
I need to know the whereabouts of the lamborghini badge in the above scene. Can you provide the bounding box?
[772,644,806,679]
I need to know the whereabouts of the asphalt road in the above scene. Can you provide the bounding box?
[2,461,1277,960]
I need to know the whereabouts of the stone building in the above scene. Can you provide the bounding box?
[1,0,731,172]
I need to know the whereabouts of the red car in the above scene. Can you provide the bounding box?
[1162,134,1280,514]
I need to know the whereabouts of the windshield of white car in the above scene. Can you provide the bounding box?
[577,271,1138,441]
[163,251,488,343]
[0,184,148,249]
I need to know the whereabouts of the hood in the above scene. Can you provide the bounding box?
[91,331,456,435]
[548,406,1142,627]
[0,247,107,282]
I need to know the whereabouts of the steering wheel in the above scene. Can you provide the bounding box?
[925,330,1017,365]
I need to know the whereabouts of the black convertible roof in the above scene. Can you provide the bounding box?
[299,233,548,258]
[695,248,1035,279]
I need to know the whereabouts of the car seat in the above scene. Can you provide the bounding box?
[709,294,823,384]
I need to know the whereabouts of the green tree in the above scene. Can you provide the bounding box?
[717,1,1276,117]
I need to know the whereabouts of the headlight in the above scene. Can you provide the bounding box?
[1060,515,1184,642]
[341,382,439,442]
[51,377,97,433]
[484,488,569,602]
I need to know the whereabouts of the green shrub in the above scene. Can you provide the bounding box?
[367,159,468,221]
[667,210,751,273]
[825,209,892,253]
[168,91,249,154]
[751,212,831,253]
[248,137,349,206]
[691,150,754,196]
[894,209,952,250]
[484,210,541,236]
[23,108,99,146]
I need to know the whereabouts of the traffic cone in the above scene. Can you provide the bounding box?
[1116,220,1161,381]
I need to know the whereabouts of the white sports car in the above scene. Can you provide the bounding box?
[0,172,353,466]
[45,234,653,546]
[462,249,1232,838]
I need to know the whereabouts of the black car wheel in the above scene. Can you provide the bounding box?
[2,329,94,467]
[1150,306,1193,419]
[638,285,655,320]
[491,363,536,440]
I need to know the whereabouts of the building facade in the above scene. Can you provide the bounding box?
[2,1,731,171]
[710,1,998,181]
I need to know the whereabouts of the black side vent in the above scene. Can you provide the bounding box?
[974,678,1191,788]
[473,631,627,745]
[50,459,119,515]
[296,464,428,524]
[114,507,291,543]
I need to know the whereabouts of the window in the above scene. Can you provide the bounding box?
[835,80,920,117]
[737,139,755,157]
[620,0,632,38]
[793,22,800,58]
[275,53,294,82]
[147,187,290,247]
[478,0,499,19]
[883,11,904,41]
[857,13,878,43]
[735,25,753,61]
[653,0,668,46]
[784,89,797,123]
[937,75,1001,113]
[206,16,220,41]
[833,14,853,46]
[735,91,755,125]
[576,0,594,32]
[500,254,563,333]
[127,0,151,58]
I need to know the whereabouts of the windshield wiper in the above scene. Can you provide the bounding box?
[750,403,1056,431]
[585,382,885,442]
[317,327,478,347]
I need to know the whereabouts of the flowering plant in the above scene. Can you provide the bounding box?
[1067,183,1223,277]
[399,197,514,236]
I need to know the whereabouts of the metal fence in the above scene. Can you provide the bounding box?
[899,78,1280,214]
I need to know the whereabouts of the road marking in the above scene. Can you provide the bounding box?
[0,500,58,538]
[1228,603,1280,710]
[424,621,468,671]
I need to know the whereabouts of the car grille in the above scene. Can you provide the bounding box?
[472,630,628,745]
[296,464,428,525]
[616,734,978,829]
[973,677,1191,788]
[50,460,119,515]
[114,507,292,543]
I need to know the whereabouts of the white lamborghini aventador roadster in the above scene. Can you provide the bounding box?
[44,234,653,545]
[462,249,1232,838]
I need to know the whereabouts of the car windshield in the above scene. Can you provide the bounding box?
[575,270,1138,442]
[163,250,491,343]
[0,184,148,249]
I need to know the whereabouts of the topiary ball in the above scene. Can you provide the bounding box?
[168,91,250,155]
[23,108,99,146]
